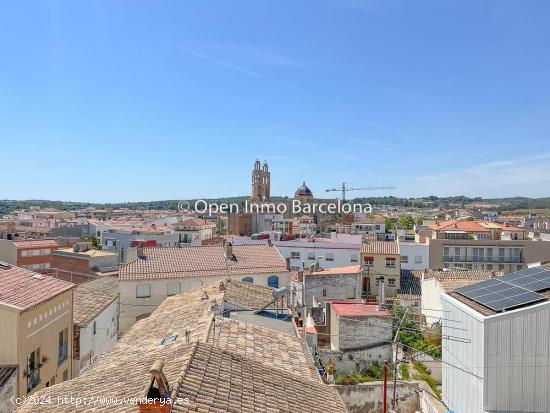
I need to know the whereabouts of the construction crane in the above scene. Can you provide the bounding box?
[325,183,396,201]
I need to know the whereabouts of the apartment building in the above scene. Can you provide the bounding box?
[0,263,75,397]
[398,240,430,270]
[172,218,216,245]
[276,237,362,271]
[361,240,401,297]
[0,239,63,273]
[428,238,550,273]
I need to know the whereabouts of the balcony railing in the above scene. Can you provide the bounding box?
[443,256,523,264]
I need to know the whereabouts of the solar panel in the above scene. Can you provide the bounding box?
[499,267,550,292]
[455,276,546,312]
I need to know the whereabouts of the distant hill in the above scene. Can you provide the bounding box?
[1,196,550,216]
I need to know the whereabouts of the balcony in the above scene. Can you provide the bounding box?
[443,256,523,264]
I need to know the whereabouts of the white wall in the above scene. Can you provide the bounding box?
[399,242,429,270]
[275,241,361,271]
[441,294,485,413]
[421,278,444,325]
[442,294,550,413]
[119,271,290,332]
[75,299,118,377]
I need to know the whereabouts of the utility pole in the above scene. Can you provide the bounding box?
[383,360,388,413]
[392,308,409,410]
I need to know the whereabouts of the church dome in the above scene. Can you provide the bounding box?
[295,181,313,198]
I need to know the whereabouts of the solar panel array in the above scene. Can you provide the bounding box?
[455,266,550,312]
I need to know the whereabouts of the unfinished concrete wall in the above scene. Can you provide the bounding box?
[335,381,420,413]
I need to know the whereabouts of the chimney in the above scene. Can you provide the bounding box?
[137,243,145,259]
[219,281,226,291]
[138,360,171,413]
[297,270,304,283]
[224,242,233,260]
[377,277,385,311]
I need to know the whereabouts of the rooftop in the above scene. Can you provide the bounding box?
[10,239,59,248]
[0,365,17,388]
[73,276,119,326]
[361,240,399,255]
[331,301,391,317]
[16,282,345,412]
[55,247,118,258]
[119,244,287,281]
[308,264,362,276]
[430,220,490,233]
[222,279,286,310]
[0,264,75,311]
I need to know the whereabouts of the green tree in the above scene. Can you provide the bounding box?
[397,215,415,230]
[81,235,100,249]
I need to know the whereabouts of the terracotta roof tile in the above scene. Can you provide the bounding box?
[73,276,119,326]
[16,282,346,413]
[430,220,490,232]
[361,241,399,255]
[119,245,287,281]
[0,264,74,311]
[11,239,59,248]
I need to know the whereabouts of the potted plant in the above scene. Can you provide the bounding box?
[325,359,336,383]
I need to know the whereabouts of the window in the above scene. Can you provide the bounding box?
[401,255,409,264]
[32,264,40,270]
[44,262,50,269]
[385,257,396,268]
[62,369,68,382]
[166,282,181,296]
[93,321,97,335]
[58,328,68,364]
[350,254,358,263]
[517,265,523,271]
[346,287,355,298]
[307,252,315,260]
[26,347,41,393]
[388,279,396,286]
[268,275,279,288]
[363,256,374,267]
[21,250,28,257]
[414,255,422,264]
[290,251,301,259]
[136,284,151,298]
[160,335,178,345]
[325,253,334,261]
[32,249,41,256]
[242,276,253,283]
[486,264,493,270]
[322,289,327,297]
[41,249,51,255]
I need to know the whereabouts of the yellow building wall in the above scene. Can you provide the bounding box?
[0,307,18,363]
[17,290,73,396]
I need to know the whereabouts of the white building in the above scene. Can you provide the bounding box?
[441,265,550,413]
[118,243,290,332]
[172,218,216,245]
[398,240,429,270]
[275,236,362,271]
[72,276,119,377]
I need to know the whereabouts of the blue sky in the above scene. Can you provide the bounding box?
[1,1,550,202]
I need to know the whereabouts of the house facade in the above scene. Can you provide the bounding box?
[118,243,290,332]
[0,263,75,397]
[360,241,401,297]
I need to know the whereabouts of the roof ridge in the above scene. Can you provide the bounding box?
[170,341,199,402]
